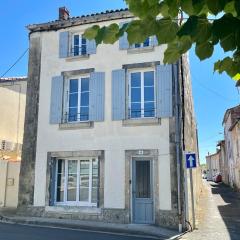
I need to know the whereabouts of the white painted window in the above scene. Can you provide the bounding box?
[55,158,99,206]
[71,34,87,56]
[133,37,151,49]
[128,69,155,119]
[64,76,90,122]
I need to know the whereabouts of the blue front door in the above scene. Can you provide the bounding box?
[132,159,154,224]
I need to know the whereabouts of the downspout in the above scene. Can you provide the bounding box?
[174,61,183,233]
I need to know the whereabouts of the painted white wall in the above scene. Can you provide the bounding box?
[33,18,172,210]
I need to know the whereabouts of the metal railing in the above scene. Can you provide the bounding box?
[70,46,87,57]
[62,112,89,123]
[128,108,156,119]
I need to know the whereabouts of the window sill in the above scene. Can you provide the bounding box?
[59,121,93,130]
[122,118,161,127]
[127,46,154,54]
[65,54,90,61]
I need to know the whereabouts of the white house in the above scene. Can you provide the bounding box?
[18,7,200,230]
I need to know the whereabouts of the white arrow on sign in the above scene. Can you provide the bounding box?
[188,155,195,168]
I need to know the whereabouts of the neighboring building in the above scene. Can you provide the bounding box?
[223,105,240,187]
[0,160,20,207]
[18,7,200,230]
[229,117,240,189]
[0,77,27,160]
[217,140,228,184]
[206,151,221,181]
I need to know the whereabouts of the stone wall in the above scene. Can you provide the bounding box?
[18,34,42,207]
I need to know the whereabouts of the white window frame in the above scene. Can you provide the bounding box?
[64,75,90,123]
[54,157,98,207]
[128,68,156,119]
[133,37,151,49]
[71,33,87,56]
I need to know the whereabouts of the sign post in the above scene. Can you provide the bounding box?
[185,152,197,230]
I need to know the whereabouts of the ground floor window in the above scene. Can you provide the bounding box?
[55,158,99,206]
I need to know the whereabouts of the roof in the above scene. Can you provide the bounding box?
[222,105,240,125]
[206,150,220,159]
[27,8,132,33]
[0,76,27,83]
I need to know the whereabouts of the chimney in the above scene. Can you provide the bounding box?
[59,7,70,21]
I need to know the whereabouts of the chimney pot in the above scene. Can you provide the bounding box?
[59,7,70,21]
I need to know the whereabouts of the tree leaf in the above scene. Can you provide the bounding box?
[224,1,237,17]
[177,16,198,37]
[195,42,214,60]
[156,18,179,44]
[83,25,100,39]
[192,17,212,43]
[164,43,181,64]
[206,0,227,15]
[102,24,119,44]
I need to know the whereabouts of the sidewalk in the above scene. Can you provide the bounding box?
[179,180,240,240]
[0,211,181,239]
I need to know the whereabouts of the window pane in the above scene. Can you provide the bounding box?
[56,160,65,202]
[131,72,141,87]
[68,107,78,122]
[82,37,86,44]
[80,92,89,106]
[74,46,79,56]
[144,102,155,117]
[136,161,151,198]
[92,159,99,204]
[81,78,89,92]
[67,160,77,201]
[131,103,141,118]
[135,43,141,48]
[69,93,78,107]
[80,107,89,121]
[131,88,141,102]
[144,87,154,102]
[74,35,79,45]
[144,71,154,86]
[80,160,89,202]
[143,38,150,47]
[70,79,78,93]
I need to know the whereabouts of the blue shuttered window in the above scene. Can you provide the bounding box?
[112,69,126,120]
[59,31,69,58]
[89,72,105,121]
[156,64,173,118]
[50,76,64,124]
[87,39,97,54]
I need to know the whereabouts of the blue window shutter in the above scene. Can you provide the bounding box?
[156,64,173,118]
[112,69,126,120]
[89,72,105,121]
[87,39,96,54]
[151,36,158,47]
[119,22,129,50]
[59,31,69,58]
[49,158,56,206]
[50,76,64,124]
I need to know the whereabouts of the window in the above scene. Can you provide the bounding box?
[128,70,155,119]
[55,158,99,206]
[133,37,150,49]
[71,34,87,56]
[67,77,90,122]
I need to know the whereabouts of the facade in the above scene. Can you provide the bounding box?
[217,140,228,184]
[18,8,199,229]
[206,151,221,181]
[223,105,240,188]
[0,77,27,160]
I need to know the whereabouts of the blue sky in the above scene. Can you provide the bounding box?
[0,1,239,163]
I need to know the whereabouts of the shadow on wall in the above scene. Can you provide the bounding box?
[211,183,240,240]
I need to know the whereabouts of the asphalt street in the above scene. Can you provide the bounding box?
[0,222,165,240]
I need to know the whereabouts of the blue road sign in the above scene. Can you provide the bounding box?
[186,153,197,169]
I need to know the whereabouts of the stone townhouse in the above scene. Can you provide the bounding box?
[18,8,200,230]
[223,105,240,188]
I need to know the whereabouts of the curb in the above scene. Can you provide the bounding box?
[0,215,183,239]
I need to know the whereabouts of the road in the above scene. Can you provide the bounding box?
[0,222,164,240]
[181,181,240,240]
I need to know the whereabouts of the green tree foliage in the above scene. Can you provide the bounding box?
[84,0,240,81]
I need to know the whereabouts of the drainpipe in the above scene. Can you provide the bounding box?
[174,61,183,233]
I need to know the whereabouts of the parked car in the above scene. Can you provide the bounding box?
[213,173,222,183]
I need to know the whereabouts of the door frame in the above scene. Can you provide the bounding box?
[131,156,155,224]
